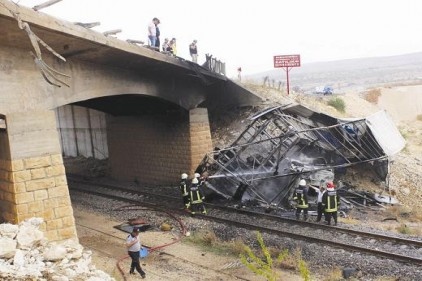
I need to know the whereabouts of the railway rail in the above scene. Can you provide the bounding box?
[67,176,422,266]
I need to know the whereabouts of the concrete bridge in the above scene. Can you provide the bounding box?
[0,0,261,241]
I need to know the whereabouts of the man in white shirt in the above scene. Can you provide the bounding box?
[148,17,160,47]
[309,181,326,222]
[126,227,146,278]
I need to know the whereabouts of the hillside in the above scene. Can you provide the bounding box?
[246,52,422,94]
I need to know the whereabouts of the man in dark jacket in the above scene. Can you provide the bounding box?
[322,181,340,225]
[189,177,206,215]
[180,173,190,210]
[293,179,309,220]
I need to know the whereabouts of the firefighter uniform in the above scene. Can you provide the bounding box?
[189,177,207,215]
[180,173,190,209]
[293,179,309,221]
[322,182,340,225]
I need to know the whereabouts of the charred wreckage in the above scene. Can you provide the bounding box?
[197,104,405,213]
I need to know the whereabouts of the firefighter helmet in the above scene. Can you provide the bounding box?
[192,178,199,184]
[326,182,335,188]
[194,173,200,178]
[181,173,188,180]
[299,179,306,186]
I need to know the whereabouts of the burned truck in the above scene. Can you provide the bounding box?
[197,104,405,210]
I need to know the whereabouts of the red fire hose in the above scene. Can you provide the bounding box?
[114,204,187,280]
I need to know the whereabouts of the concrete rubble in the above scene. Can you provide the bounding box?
[0,217,114,281]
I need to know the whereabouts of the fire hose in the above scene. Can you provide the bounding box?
[114,204,187,280]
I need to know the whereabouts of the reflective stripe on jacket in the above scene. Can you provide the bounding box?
[180,180,189,196]
[294,188,308,208]
[190,184,203,204]
[323,189,338,212]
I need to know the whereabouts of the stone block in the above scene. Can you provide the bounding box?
[48,186,69,198]
[24,156,51,169]
[12,170,31,183]
[17,213,36,222]
[61,216,75,228]
[57,226,77,240]
[0,160,6,171]
[54,206,73,218]
[13,182,26,193]
[30,168,46,180]
[11,160,24,171]
[26,178,55,191]
[3,191,15,203]
[36,209,56,221]
[39,222,47,232]
[0,180,9,191]
[15,192,33,204]
[45,230,59,241]
[28,201,44,213]
[46,218,63,231]
[45,165,65,177]
[43,198,58,209]
[56,196,71,207]
[54,175,67,186]
[16,204,28,215]
[0,170,8,182]
[50,154,63,165]
[34,189,48,201]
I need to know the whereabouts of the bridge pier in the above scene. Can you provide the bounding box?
[0,110,77,241]
[108,108,213,184]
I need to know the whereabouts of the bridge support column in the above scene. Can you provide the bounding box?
[189,108,213,174]
[0,110,77,241]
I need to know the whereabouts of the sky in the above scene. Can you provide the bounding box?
[15,0,422,78]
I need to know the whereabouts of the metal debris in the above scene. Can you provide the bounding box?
[198,104,405,209]
[2,2,70,87]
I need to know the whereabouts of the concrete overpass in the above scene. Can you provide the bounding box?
[0,0,261,241]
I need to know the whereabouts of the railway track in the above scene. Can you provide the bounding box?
[67,176,422,266]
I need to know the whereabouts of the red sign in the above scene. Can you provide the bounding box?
[274,55,301,68]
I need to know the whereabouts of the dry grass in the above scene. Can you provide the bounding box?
[276,247,301,270]
[417,114,422,121]
[363,88,381,104]
[226,238,247,256]
[339,216,360,225]
[383,205,422,222]
[321,267,343,281]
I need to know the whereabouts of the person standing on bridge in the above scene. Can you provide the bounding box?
[180,173,190,210]
[189,40,198,63]
[293,179,309,221]
[126,227,146,278]
[155,19,161,50]
[148,17,160,47]
[322,181,340,225]
[169,38,177,56]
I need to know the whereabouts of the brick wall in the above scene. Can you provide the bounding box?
[0,110,77,241]
[108,108,213,185]
[189,108,213,172]
[108,112,191,185]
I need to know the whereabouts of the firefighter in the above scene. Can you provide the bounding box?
[189,177,207,215]
[293,179,309,221]
[322,181,340,225]
[180,173,190,210]
[195,172,207,187]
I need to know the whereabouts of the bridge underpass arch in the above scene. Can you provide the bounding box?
[57,94,213,185]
